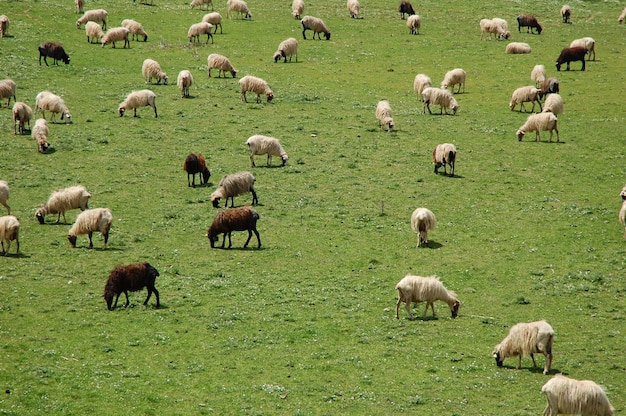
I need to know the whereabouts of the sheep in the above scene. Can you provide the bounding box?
[35,91,72,124]
[492,17,509,32]
[619,185,626,239]
[531,64,546,87]
[67,207,113,249]
[32,118,50,154]
[177,70,194,98]
[121,19,148,42]
[556,46,586,71]
[539,77,559,100]
[441,68,466,93]
[13,101,33,135]
[619,7,626,23]
[570,37,595,61]
[190,0,213,10]
[0,79,16,109]
[210,171,258,208]
[398,1,415,19]
[433,143,457,176]
[76,0,84,14]
[227,0,252,20]
[375,100,394,132]
[118,89,158,118]
[517,112,559,142]
[207,53,237,78]
[506,42,532,54]
[542,93,564,115]
[395,275,460,319]
[413,74,432,99]
[541,374,614,416]
[410,207,436,247]
[0,181,9,215]
[38,41,71,66]
[142,58,168,84]
[509,86,542,113]
[239,75,274,103]
[35,185,91,224]
[301,16,331,40]
[517,14,542,34]
[492,320,554,374]
[347,0,360,19]
[407,14,421,35]
[292,0,304,20]
[421,87,459,115]
[183,153,210,187]
[188,22,214,44]
[207,206,261,249]
[76,9,108,30]
[101,27,130,48]
[479,18,510,40]
[0,15,9,38]
[202,12,223,34]
[561,5,571,23]
[85,21,105,43]
[104,262,160,310]
[273,37,298,63]
[0,215,20,256]
[246,135,288,167]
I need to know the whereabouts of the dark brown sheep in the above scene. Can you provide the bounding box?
[398,0,415,19]
[556,46,587,71]
[183,153,211,187]
[207,206,261,249]
[104,262,160,310]
[38,42,71,66]
[516,15,542,34]
[539,77,559,100]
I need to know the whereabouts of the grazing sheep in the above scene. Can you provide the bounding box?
[239,75,274,103]
[541,374,614,416]
[561,5,571,23]
[35,91,72,124]
[517,14,542,34]
[542,93,564,115]
[13,102,33,135]
[38,42,71,66]
[539,77,559,100]
[227,0,252,19]
[556,46,586,71]
[183,153,210,187]
[0,181,9,215]
[375,100,394,132]
[517,112,559,142]
[421,87,459,115]
[531,64,546,87]
[76,9,108,29]
[407,14,421,34]
[619,185,626,239]
[509,86,542,113]
[398,0,415,19]
[620,7,626,23]
[432,143,457,176]
[0,15,9,38]
[301,16,331,40]
[101,27,130,48]
[493,320,555,374]
[347,0,360,19]
[570,37,595,61]
[118,89,158,118]
[121,19,148,42]
[410,207,436,247]
[35,185,91,224]
[202,12,223,34]
[0,79,16,109]
[104,262,160,310]
[395,275,460,319]
[292,0,304,19]
[207,53,237,78]
[479,18,510,40]
[246,135,288,167]
[188,22,214,44]
[0,215,20,256]
[31,118,50,154]
[67,207,113,249]
[85,21,105,43]
[210,171,258,208]
[76,0,84,14]
[190,0,213,10]
[441,68,466,93]
[207,206,261,249]
[142,59,168,85]
[413,74,432,99]
[492,17,509,32]
[177,70,194,98]
[506,42,531,54]
[273,37,298,63]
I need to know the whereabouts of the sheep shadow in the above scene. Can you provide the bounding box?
[419,241,442,249]
[41,147,57,155]
[1,252,30,259]
[434,173,464,179]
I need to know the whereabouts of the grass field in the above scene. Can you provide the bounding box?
[0,0,625,414]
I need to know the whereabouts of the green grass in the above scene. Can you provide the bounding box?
[1,0,625,414]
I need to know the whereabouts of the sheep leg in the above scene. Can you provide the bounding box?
[580,59,585,71]
[302,28,307,40]
[103,230,109,250]
[250,189,258,205]
[220,233,227,248]
[267,155,272,166]
[113,293,121,309]
[530,353,538,369]
[133,108,138,117]
[243,229,253,247]
[227,232,233,248]
[0,201,9,214]
[543,352,552,375]
[404,301,414,320]
[253,229,261,248]
[517,355,523,369]
[241,91,248,102]
[123,291,130,307]
[87,231,94,249]
[1,241,7,256]
[395,296,401,319]
[250,155,256,168]
[153,104,157,118]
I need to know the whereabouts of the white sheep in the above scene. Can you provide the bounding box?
[441,68,466,93]
[210,171,258,208]
[0,215,20,256]
[118,89,158,118]
[273,37,298,63]
[509,86,542,113]
[35,91,72,124]
[35,185,91,224]
[560,5,571,23]
[492,17,509,32]
[0,15,9,38]
[619,185,626,239]
[506,42,531,54]
[517,112,559,142]
[76,9,108,29]
[413,74,432,99]
[479,18,510,40]
[620,7,626,23]
[32,118,50,153]
[570,37,595,61]
[301,16,331,40]
[375,100,394,132]
[121,19,148,42]
[142,58,168,85]
[542,93,564,115]
[410,207,436,247]
[347,0,360,19]
[101,27,130,48]
[239,75,274,103]
[67,207,113,249]
[421,87,459,115]
[0,79,16,108]
[542,374,614,416]
[75,0,84,14]
[406,14,421,34]
[246,135,288,167]
[292,0,304,19]
[191,0,213,10]
[0,181,9,215]
[177,70,194,98]
[202,12,222,34]
[395,275,460,319]
[227,0,252,19]
[207,53,237,78]
[13,102,33,135]
[85,21,105,43]
[492,320,554,374]
[188,22,213,44]
[531,64,546,87]
[432,143,457,176]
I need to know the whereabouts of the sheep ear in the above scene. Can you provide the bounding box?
[491,352,497,357]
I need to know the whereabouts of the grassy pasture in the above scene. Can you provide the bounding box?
[0,0,625,414]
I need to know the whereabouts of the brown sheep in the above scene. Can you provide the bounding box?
[517,14,542,34]
[183,153,211,187]
[104,262,160,310]
[556,46,587,71]
[207,206,261,249]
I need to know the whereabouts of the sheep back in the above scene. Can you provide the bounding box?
[104,262,160,310]
[207,206,261,248]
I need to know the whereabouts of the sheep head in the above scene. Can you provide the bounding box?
[103,289,115,310]
[620,186,626,200]
[202,169,211,184]
[516,129,525,141]
[62,112,72,124]
[118,105,126,117]
[67,234,77,248]
[281,154,289,166]
[266,92,274,102]
[324,32,331,40]
[35,208,46,224]
[207,230,219,247]
[273,51,282,63]
[492,347,504,367]
[450,300,460,318]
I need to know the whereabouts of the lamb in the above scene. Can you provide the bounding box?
[531,64,546,87]
[207,206,261,249]
[202,12,223,34]
[406,14,421,35]
[620,7,626,23]
[35,91,72,124]
[441,68,466,93]
[0,215,20,256]
[619,185,626,239]
[301,16,331,40]
[0,15,9,38]
[509,86,542,113]
[292,0,304,20]
[118,89,158,118]
[517,112,559,142]
[183,153,210,187]
[38,41,71,66]
[177,70,194,98]
[347,0,360,19]
[432,143,456,176]
[31,118,50,154]
[76,9,108,30]
[0,181,9,215]
[246,135,289,167]
[421,87,459,115]
[104,262,160,310]
[398,1,415,19]
[101,27,130,48]
[0,79,16,108]
[226,0,252,20]
[479,18,510,40]
[239,75,274,103]
[539,77,559,100]
[188,22,213,44]
[375,100,394,132]
[85,21,105,43]
[410,207,436,247]
[493,320,555,374]
[13,102,33,135]
[273,37,298,63]
[556,46,587,71]
[413,74,432,99]
[67,207,113,249]
[506,42,532,54]
[190,0,213,10]
[35,185,91,224]
[570,37,595,61]
[142,58,168,84]
[395,275,460,319]
[121,19,148,42]
[210,171,258,208]
[207,53,237,78]
[76,0,84,14]
[517,14,542,34]
[561,5,571,23]
[542,93,564,115]
[541,374,614,416]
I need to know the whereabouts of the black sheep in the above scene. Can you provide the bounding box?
[104,262,160,310]
[516,15,542,34]
[38,42,71,66]
[398,1,415,19]
[207,206,261,249]
[556,46,587,71]
[183,153,211,187]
